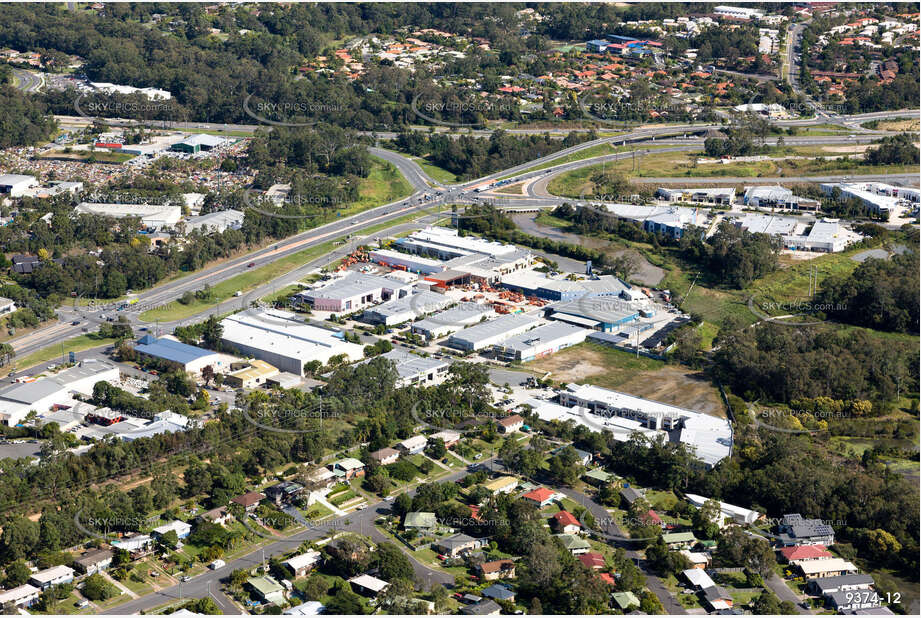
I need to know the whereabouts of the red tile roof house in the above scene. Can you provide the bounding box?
[496,414,524,434]
[477,559,516,581]
[578,552,606,570]
[521,487,561,508]
[551,510,582,534]
[779,544,834,564]
[641,509,664,528]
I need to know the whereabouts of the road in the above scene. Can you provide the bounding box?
[102,461,486,614]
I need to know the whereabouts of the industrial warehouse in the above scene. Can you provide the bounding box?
[219,308,364,374]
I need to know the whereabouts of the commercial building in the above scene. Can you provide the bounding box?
[411,304,496,339]
[171,133,228,153]
[587,203,701,239]
[447,314,541,352]
[134,335,227,374]
[743,186,819,210]
[395,226,522,260]
[297,272,414,313]
[560,383,732,467]
[0,174,37,197]
[368,348,449,387]
[656,187,735,205]
[220,308,364,374]
[545,297,640,332]
[74,202,182,228]
[223,360,280,389]
[500,272,631,303]
[494,321,589,362]
[361,290,452,326]
[0,360,120,426]
[820,182,904,215]
[185,209,245,234]
[791,218,863,252]
[89,81,171,99]
[369,249,445,275]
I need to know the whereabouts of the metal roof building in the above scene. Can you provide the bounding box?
[297,272,414,313]
[411,303,496,339]
[359,348,449,387]
[220,308,364,374]
[545,297,640,332]
[361,290,453,326]
[447,313,541,352]
[494,321,590,361]
[134,335,224,373]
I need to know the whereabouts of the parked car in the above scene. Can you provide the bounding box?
[247,262,256,268]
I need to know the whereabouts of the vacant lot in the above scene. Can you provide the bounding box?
[525,342,724,416]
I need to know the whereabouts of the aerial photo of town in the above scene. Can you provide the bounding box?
[0,1,917,616]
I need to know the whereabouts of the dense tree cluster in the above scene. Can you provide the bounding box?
[816,249,919,334]
[393,130,595,180]
[680,221,781,288]
[0,85,57,147]
[712,323,918,404]
[864,133,920,166]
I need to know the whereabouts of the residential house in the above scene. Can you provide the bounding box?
[283,550,322,578]
[396,435,427,455]
[680,550,710,569]
[152,520,192,541]
[29,565,75,590]
[798,558,859,579]
[551,510,581,534]
[73,548,113,574]
[807,574,875,597]
[460,599,502,615]
[265,481,304,506]
[496,414,524,433]
[483,476,518,495]
[370,447,400,466]
[111,533,152,557]
[555,533,591,555]
[284,601,326,615]
[777,513,835,546]
[521,487,561,508]
[303,467,337,490]
[429,430,461,448]
[231,491,265,513]
[778,544,833,564]
[578,552,606,570]
[612,591,641,611]
[433,534,485,558]
[620,486,643,508]
[701,585,734,611]
[827,590,882,613]
[662,531,697,549]
[0,584,40,608]
[348,574,389,597]
[198,506,234,527]
[683,568,715,590]
[404,512,438,532]
[331,458,365,479]
[571,448,593,466]
[481,584,515,603]
[477,559,516,581]
[247,575,286,605]
[583,468,615,486]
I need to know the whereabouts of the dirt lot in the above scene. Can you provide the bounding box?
[526,343,725,417]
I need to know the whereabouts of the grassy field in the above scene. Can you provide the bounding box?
[14,333,118,371]
[346,156,414,212]
[498,142,620,179]
[405,155,462,185]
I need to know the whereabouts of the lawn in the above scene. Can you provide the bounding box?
[498,142,620,179]
[405,155,462,185]
[14,333,118,371]
[347,156,414,212]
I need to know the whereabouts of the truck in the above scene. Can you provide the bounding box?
[209,559,225,570]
